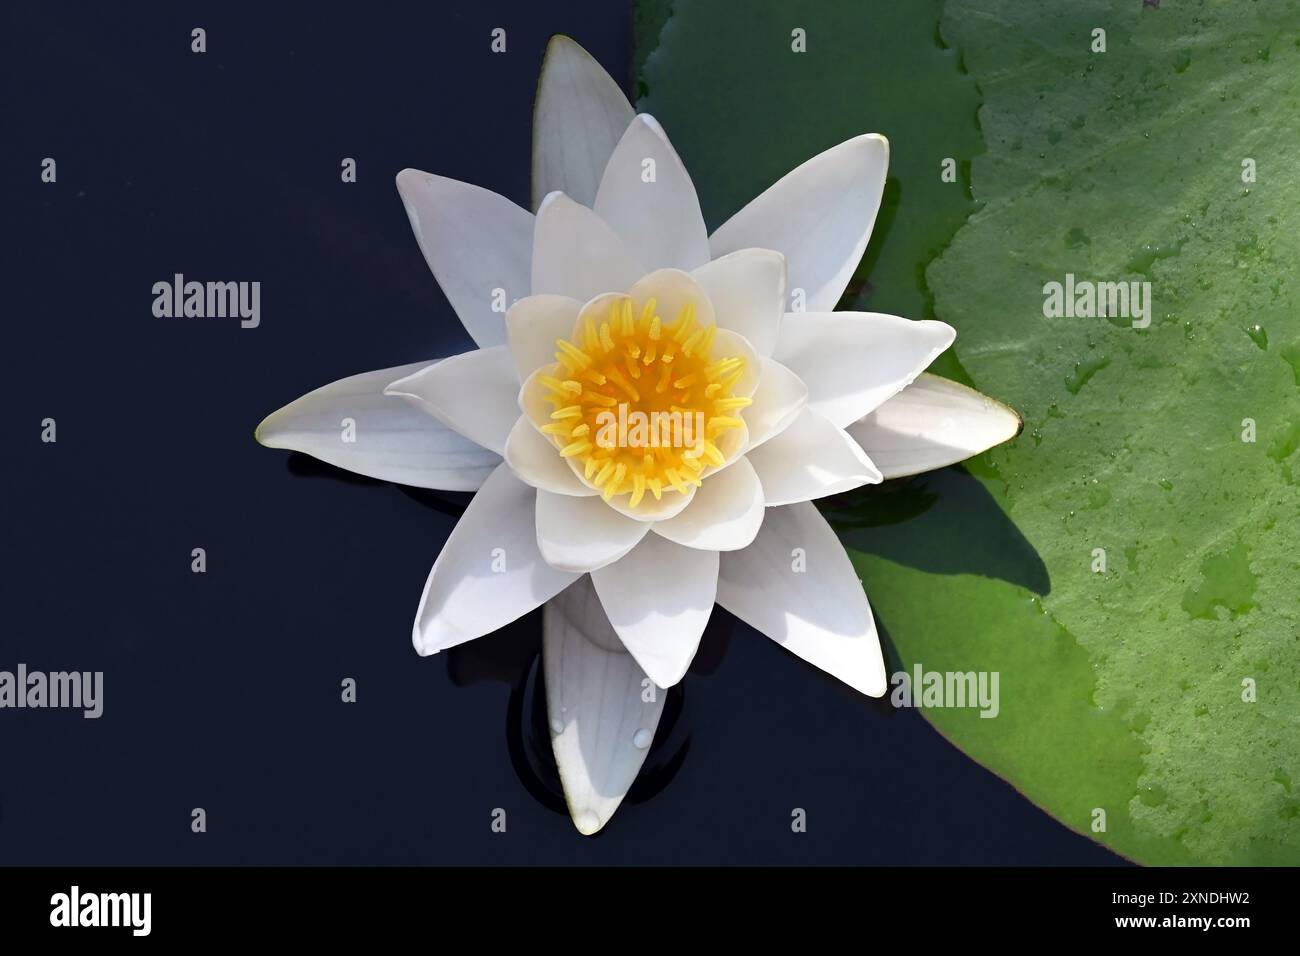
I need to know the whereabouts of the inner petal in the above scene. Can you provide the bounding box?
[532,291,753,509]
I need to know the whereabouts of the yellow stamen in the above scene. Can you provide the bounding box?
[527,292,750,507]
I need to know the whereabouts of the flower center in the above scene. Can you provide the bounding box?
[536,296,751,507]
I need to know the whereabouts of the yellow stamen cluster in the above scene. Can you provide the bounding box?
[537,297,751,508]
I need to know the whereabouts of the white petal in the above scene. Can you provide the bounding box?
[532,192,642,302]
[413,464,579,654]
[594,115,710,272]
[743,358,808,451]
[653,457,765,551]
[717,502,885,697]
[544,577,665,835]
[591,534,718,687]
[383,346,519,455]
[604,483,698,523]
[709,134,888,313]
[846,373,1023,479]
[505,294,582,380]
[773,311,955,428]
[536,490,651,573]
[746,408,881,505]
[503,415,595,496]
[627,267,715,330]
[395,169,532,348]
[532,35,634,210]
[690,248,786,356]
[256,362,498,490]
[710,328,761,399]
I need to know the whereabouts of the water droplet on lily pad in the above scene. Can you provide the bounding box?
[1065,356,1110,394]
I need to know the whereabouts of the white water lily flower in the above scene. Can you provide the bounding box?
[257,36,1021,834]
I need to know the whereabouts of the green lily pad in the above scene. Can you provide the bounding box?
[639,0,1300,864]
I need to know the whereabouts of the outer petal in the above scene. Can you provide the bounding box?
[773,311,956,428]
[503,415,596,496]
[846,373,1023,479]
[395,170,533,348]
[690,248,786,356]
[536,490,651,573]
[413,464,579,655]
[594,115,710,272]
[532,192,641,303]
[544,577,665,835]
[653,456,765,551]
[717,502,886,697]
[746,408,882,505]
[709,134,888,313]
[590,534,718,688]
[255,362,498,490]
[742,357,807,451]
[532,35,635,210]
[505,294,583,380]
[383,346,519,455]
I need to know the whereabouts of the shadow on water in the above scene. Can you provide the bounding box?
[285,452,471,519]
[822,465,1051,597]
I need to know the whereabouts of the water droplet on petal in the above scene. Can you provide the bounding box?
[550,718,564,735]
[632,729,652,749]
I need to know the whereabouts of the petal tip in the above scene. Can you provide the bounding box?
[572,808,606,836]
[536,189,567,215]
[860,131,890,153]
[253,409,288,449]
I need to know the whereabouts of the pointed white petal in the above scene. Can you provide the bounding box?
[653,456,764,551]
[532,192,642,302]
[846,373,1022,479]
[743,358,808,451]
[594,114,710,272]
[413,464,579,655]
[503,415,596,496]
[395,169,532,348]
[544,576,665,835]
[746,407,881,505]
[773,311,955,428]
[532,35,635,210]
[717,502,886,697]
[256,362,498,490]
[591,534,718,688]
[383,346,519,456]
[709,134,888,313]
[536,490,651,573]
[505,294,583,380]
[690,248,786,356]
